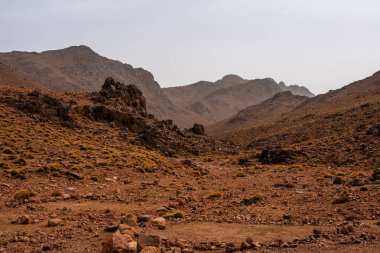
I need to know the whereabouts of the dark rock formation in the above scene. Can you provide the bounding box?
[92,77,146,115]
[189,123,205,135]
[367,124,380,137]
[370,168,380,182]
[259,148,303,164]
[0,89,74,126]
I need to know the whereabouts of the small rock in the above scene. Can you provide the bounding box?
[48,218,62,227]
[137,235,161,251]
[240,242,249,250]
[18,236,30,243]
[137,214,151,222]
[140,246,161,253]
[104,225,119,233]
[151,217,166,230]
[42,243,58,251]
[333,177,344,185]
[120,214,138,227]
[65,171,83,180]
[65,187,76,193]
[128,241,137,252]
[62,194,71,200]
[102,230,134,253]
[17,215,30,224]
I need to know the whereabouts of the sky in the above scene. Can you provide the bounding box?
[1,0,380,94]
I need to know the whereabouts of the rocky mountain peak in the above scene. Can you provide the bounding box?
[221,74,244,82]
[92,77,147,115]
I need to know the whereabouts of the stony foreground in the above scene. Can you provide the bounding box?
[0,157,379,252]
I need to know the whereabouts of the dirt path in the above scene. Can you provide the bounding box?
[145,222,330,243]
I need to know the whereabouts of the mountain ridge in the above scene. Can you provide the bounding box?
[0,45,314,127]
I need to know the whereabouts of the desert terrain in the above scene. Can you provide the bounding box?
[0,67,379,252]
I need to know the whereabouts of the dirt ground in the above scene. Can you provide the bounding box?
[0,157,379,252]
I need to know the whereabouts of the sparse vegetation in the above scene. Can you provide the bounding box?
[10,169,26,179]
[163,210,185,219]
[332,197,349,204]
[3,147,15,155]
[51,189,63,196]
[241,195,263,205]
[236,172,246,177]
[207,192,222,199]
[14,189,36,200]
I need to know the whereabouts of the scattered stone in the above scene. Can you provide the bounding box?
[337,223,354,235]
[140,246,161,253]
[17,236,30,243]
[42,243,58,251]
[189,123,205,135]
[370,168,380,182]
[137,214,151,222]
[151,217,166,230]
[333,177,344,185]
[102,230,134,253]
[104,225,119,233]
[47,218,62,227]
[238,158,251,166]
[348,178,365,187]
[62,194,71,200]
[259,148,303,164]
[17,215,30,224]
[120,214,138,227]
[137,235,161,251]
[366,124,380,136]
[128,241,137,252]
[65,171,83,180]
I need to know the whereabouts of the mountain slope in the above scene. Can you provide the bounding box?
[0,63,36,87]
[164,75,314,124]
[208,91,310,134]
[0,46,200,125]
[221,71,380,167]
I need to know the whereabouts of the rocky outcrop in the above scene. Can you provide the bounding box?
[93,77,146,114]
[189,123,205,135]
[258,148,304,164]
[0,89,74,127]
[80,78,148,133]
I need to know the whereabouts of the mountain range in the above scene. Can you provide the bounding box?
[0,46,314,127]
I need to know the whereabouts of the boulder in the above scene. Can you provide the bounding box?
[102,230,135,253]
[137,235,161,251]
[17,215,30,224]
[120,214,138,227]
[48,218,62,227]
[259,148,303,164]
[189,123,205,135]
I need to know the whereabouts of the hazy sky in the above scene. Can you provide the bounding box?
[1,0,380,94]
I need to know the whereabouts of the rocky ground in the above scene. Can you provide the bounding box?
[0,81,379,252]
[0,150,379,252]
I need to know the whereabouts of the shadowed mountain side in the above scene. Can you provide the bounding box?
[207,91,309,134]
[164,75,314,124]
[219,71,380,168]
